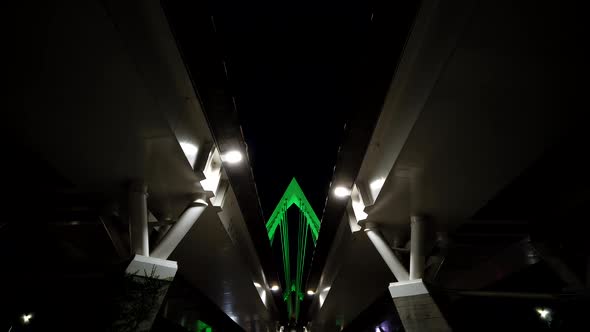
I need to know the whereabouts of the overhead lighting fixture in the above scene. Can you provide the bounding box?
[536,308,550,319]
[306,290,315,296]
[270,285,280,292]
[221,150,243,164]
[333,186,351,198]
[22,313,33,324]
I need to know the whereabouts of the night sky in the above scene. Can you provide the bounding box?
[208,0,375,218]
[163,0,417,218]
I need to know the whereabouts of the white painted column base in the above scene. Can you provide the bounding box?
[113,255,179,332]
[389,279,452,332]
[125,254,178,280]
[388,279,428,298]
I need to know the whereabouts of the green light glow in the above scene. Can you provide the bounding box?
[266,178,321,322]
[196,320,212,332]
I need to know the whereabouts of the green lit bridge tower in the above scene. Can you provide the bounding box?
[265,178,321,323]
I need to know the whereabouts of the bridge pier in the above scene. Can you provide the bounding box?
[113,185,207,331]
[365,217,451,332]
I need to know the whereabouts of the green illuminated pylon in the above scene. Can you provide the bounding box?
[266,178,321,322]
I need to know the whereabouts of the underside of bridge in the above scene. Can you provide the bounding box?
[6,0,589,331]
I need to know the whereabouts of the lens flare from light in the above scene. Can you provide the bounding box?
[334,186,351,198]
[222,150,243,164]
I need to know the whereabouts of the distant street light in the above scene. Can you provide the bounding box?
[536,308,551,320]
[21,313,33,324]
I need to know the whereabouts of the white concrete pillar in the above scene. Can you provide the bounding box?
[365,224,409,282]
[129,182,149,256]
[409,216,426,280]
[150,198,208,259]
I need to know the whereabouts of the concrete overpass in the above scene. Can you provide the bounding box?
[5,0,587,331]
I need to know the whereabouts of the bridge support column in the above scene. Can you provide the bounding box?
[365,224,409,282]
[409,216,426,280]
[151,197,208,260]
[365,219,451,331]
[388,216,450,331]
[117,183,200,332]
[129,182,149,256]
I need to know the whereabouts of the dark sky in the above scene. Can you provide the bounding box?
[206,2,384,315]
[208,0,376,218]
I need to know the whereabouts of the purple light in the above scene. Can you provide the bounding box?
[375,320,392,332]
